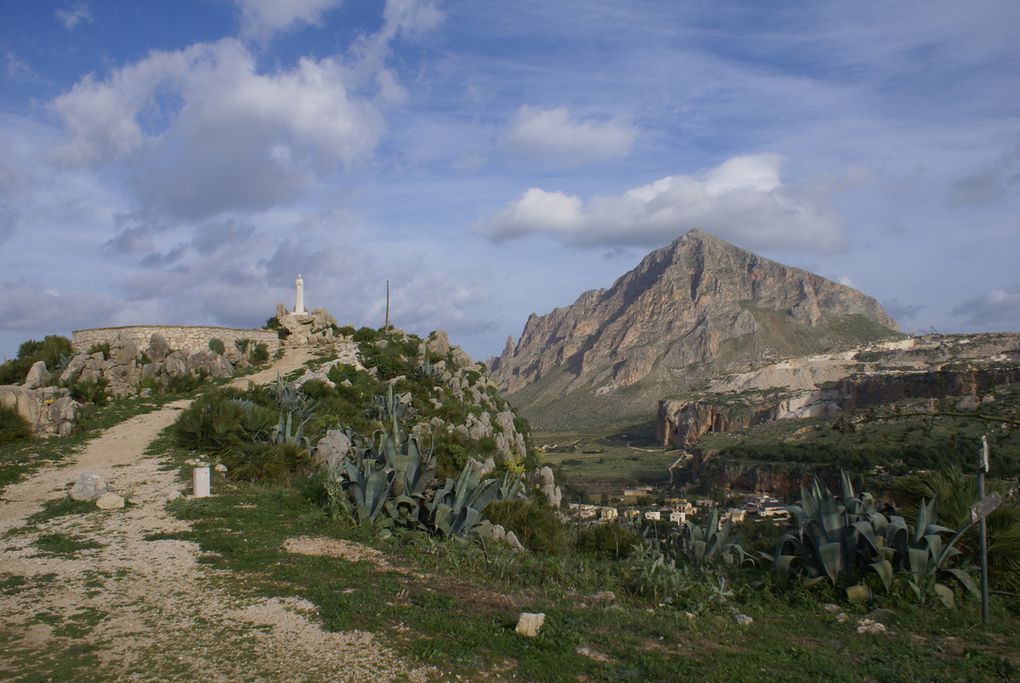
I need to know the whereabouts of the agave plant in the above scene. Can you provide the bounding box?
[896,498,978,608]
[269,410,313,449]
[681,509,755,567]
[428,465,501,538]
[334,444,394,525]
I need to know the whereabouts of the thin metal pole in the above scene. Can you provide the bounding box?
[385,280,390,331]
[979,435,990,624]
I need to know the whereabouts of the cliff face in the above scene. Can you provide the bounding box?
[491,229,898,429]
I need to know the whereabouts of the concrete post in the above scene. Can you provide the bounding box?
[193,466,211,498]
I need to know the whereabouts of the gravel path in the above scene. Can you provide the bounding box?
[0,348,435,681]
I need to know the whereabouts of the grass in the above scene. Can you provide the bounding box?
[148,429,1020,681]
[32,532,105,556]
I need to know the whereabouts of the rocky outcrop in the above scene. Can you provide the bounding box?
[276,306,339,346]
[658,333,1020,448]
[0,384,79,437]
[489,230,898,428]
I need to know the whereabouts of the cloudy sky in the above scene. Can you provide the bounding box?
[1,1,1019,362]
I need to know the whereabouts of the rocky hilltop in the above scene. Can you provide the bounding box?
[490,229,899,429]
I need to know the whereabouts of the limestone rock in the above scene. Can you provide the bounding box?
[148,333,171,362]
[515,612,545,637]
[856,618,886,635]
[488,229,899,428]
[314,430,352,471]
[0,385,78,436]
[528,466,562,508]
[733,613,754,626]
[426,331,450,358]
[163,351,188,377]
[214,463,228,474]
[71,473,111,502]
[96,492,125,509]
[23,361,50,389]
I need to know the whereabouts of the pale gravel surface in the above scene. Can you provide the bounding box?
[0,347,437,681]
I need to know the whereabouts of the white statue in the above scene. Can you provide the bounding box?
[294,274,306,314]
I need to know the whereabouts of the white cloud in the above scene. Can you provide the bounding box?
[49,39,384,219]
[505,106,635,166]
[235,0,343,40]
[55,3,92,30]
[951,288,1020,329]
[479,154,844,251]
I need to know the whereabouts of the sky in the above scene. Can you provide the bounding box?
[1,1,1019,364]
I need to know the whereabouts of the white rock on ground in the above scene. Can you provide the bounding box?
[96,492,126,509]
[515,612,545,637]
[70,472,111,501]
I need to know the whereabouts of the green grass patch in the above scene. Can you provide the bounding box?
[25,497,98,526]
[33,532,104,556]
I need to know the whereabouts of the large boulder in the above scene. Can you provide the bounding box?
[147,333,171,362]
[426,331,450,358]
[0,385,78,436]
[314,430,352,471]
[23,361,50,389]
[164,351,188,377]
[528,466,562,508]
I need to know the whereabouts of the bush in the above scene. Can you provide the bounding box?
[0,335,73,385]
[88,342,111,360]
[265,316,290,339]
[576,523,644,560]
[64,378,109,406]
[300,379,333,400]
[250,342,270,365]
[173,389,276,455]
[485,499,570,556]
[208,338,225,355]
[0,405,32,445]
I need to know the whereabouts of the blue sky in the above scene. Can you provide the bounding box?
[1,1,1019,363]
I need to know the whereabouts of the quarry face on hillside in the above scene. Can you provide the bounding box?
[490,229,899,430]
[657,332,1020,448]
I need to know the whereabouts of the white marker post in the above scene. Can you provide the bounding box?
[193,466,211,498]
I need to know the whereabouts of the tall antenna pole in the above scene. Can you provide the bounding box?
[384,280,391,331]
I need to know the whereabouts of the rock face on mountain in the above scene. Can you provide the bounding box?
[490,230,898,429]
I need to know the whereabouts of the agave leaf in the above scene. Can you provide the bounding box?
[908,547,929,584]
[934,583,955,609]
[869,559,895,593]
[819,541,843,585]
[947,567,979,597]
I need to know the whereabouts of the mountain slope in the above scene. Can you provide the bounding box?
[490,229,899,430]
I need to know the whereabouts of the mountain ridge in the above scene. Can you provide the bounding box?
[490,229,899,430]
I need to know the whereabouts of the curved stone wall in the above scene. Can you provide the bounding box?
[72,325,281,356]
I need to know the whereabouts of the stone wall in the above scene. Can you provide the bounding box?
[72,325,280,356]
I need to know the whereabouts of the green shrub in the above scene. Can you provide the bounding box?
[0,405,32,445]
[576,523,643,560]
[0,335,73,384]
[485,499,570,555]
[64,378,109,406]
[208,338,225,355]
[300,379,333,400]
[88,342,111,359]
[250,342,270,365]
[226,441,312,482]
[352,326,380,343]
[173,389,276,454]
[235,338,251,353]
[265,316,290,339]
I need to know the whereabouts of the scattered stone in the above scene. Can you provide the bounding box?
[834,612,849,623]
[96,492,125,509]
[70,472,111,502]
[213,463,228,474]
[733,613,754,626]
[167,491,182,502]
[684,611,697,621]
[515,612,545,637]
[576,645,611,663]
[856,618,887,635]
[823,603,841,614]
[592,591,616,602]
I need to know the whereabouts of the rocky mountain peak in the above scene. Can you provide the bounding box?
[489,229,899,429]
